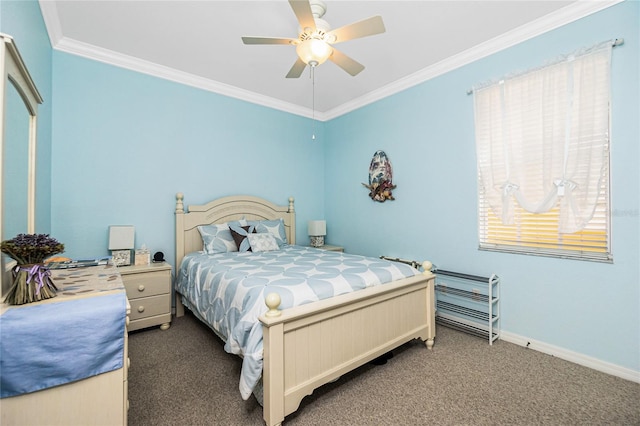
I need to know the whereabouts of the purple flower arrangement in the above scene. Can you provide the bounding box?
[1,233,65,305]
[1,233,65,264]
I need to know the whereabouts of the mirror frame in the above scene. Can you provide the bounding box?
[0,34,43,298]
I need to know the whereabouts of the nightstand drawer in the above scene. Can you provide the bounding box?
[129,294,171,321]
[123,271,170,299]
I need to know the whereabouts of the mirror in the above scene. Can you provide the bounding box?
[0,34,43,298]
[4,80,30,239]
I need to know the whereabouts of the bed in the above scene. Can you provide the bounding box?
[174,193,436,426]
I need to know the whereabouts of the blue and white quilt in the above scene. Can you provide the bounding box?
[175,245,420,400]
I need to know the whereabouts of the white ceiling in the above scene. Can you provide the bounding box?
[38,1,620,120]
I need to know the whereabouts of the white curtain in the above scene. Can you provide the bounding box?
[474,41,612,233]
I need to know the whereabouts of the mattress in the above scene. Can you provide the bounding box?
[175,245,420,400]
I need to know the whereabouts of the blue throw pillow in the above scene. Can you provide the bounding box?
[255,219,288,247]
[197,223,238,253]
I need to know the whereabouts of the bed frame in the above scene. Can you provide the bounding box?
[174,193,436,426]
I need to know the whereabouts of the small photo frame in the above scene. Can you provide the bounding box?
[112,249,132,266]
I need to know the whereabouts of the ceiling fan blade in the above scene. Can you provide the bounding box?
[327,16,385,44]
[329,48,365,76]
[242,37,295,45]
[286,57,307,78]
[288,0,316,32]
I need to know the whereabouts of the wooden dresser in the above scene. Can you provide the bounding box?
[0,265,130,425]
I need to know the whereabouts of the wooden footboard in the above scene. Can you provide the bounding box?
[260,270,436,426]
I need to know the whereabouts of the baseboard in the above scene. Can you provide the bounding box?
[499,331,640,384]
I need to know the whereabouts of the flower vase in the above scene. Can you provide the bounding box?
[4,263,58,305]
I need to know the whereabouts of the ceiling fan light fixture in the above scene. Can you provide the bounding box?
[296,38,332,66]
[242,0,385,78]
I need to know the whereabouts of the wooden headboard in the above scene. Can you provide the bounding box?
[174,193,296,269]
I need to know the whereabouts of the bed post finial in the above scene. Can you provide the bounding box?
[288,197,295,213]
[422,260,433,275]
[265,292,282,317]
[176,193,184,214]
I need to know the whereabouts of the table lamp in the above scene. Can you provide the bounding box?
[307,220,326,248]
[108,225,135,266]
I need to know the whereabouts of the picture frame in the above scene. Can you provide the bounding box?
[111,249,132,266]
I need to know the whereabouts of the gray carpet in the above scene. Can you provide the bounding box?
[128,312,639,425]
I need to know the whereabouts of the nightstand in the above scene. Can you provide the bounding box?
[118,262,172,331]
[317,245,344,252]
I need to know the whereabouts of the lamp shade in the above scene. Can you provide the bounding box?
[307,220,326,236]
[108,225,135,250]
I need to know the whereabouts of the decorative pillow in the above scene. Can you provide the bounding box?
[255,219,288,247]
[228,223,256,252]
[247,233,280,252]
[197,223,238,254]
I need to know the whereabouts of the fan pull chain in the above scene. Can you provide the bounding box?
[311,65,316,140]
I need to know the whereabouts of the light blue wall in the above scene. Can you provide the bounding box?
[51,52,325,266]
[0,0,53,234]
[325,1,639,372]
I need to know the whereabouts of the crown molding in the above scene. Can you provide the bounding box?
[55,36,316,119]
[38,1,314,118]
[40,0,622,122]
[322,0,624,120]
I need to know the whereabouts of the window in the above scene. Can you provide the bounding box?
[474,41,613,262]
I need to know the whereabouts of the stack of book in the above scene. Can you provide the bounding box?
[47,257,111,269]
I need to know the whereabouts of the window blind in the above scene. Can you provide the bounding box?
[478,165,610,261]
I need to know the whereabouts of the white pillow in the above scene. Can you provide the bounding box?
[247,233,279,252]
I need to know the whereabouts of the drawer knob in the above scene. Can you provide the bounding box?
[137,285,145,292]
[137,305,145,313]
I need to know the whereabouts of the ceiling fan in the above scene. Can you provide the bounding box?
[242,0,386,78]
